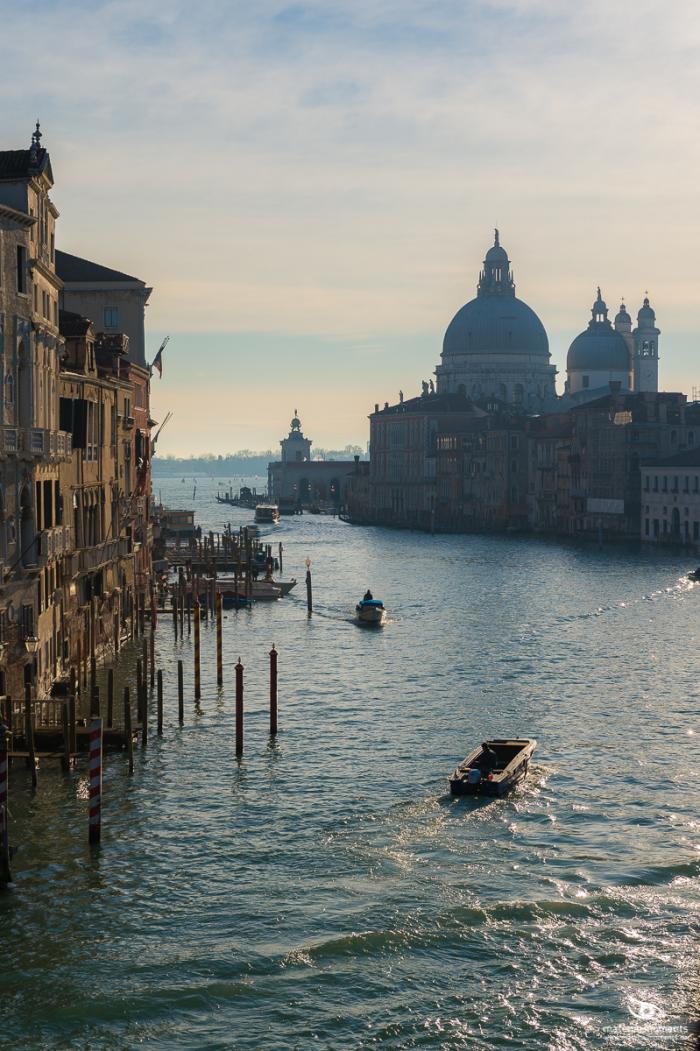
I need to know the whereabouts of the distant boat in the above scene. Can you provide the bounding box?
[255,504,280,524]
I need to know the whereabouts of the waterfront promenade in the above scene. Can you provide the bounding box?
[3,474,699,1049]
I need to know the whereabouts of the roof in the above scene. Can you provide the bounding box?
[442,294,549,359]
[0,148,51,181]
[567,323,630,372]
[372,391,485,417]
[643,447,700,469]
[56,249,143,285]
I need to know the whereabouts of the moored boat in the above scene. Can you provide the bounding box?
[688,567,700,582]
[449,738,536,797]
[355,598,387,626]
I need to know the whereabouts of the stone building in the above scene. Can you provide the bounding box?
[56,251,152,367]
[0,127,155,699]
[268,412,357,509]
[641,447,700,546]
[0,125,72,697]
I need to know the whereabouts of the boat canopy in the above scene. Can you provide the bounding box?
[359,599,384,607]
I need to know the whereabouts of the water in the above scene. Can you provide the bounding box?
[4,472,700,1050]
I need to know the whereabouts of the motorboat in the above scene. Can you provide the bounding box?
[449,738,537,797]
[688,567,700,582]
[255,504,280,524]
[355,598,387,626]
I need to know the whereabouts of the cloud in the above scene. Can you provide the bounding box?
[4,0,700,449]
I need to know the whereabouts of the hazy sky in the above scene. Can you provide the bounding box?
[4,1,700,455]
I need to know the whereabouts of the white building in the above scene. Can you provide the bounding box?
[641,448,700,546]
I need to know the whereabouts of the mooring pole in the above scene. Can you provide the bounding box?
[157,670,163,735]
[69,668,77,755]
[178,660,184,724]
[107,668,114,728]
[149,629,155,691]
[194,600,201,701]
[124,687,134,774]
[142,637,148,692]
[216,592,223,687]
[61,700,71,773]
[235,659,244,756]
[136,659,143,724]
[0,725,11,885]
[91,683,100,719]
[150,587,157,632]
[305,558,313,615]
[88,717,102,846]
[269,645,278,736]
[24,682,37,788]
[278,542,283,574]
[172,586,178,631]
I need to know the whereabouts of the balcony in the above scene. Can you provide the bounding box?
[36,525,74,564]
[70,537,131,576]
[13,428,73,462]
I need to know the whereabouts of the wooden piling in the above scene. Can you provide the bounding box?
[194,601,201,701]
[150,587,157,632]
[278,542,284,574]
[91,683,100,719]
[235,659,244,756]
[186,592,191,635]
[136,659,143,724]
[61,701,70,773]
[179,586,185,636]
[216,591,223,687]
[0,725,11,885]
[142,636,148,693]
[24,683,37,788]
[306,564,313,614]
[157,670,163,734]
[90,655,97,695]
[172,586,178,630]
[107,669,114,728]
[124,687,134,774]
[149,629,155,690]
[69,667,77,755]
[88,717,102,846]
[177,660,184,723]
[138,592,145,636]
[269,644,278,736]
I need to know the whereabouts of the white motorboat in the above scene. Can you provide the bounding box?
[355,598,387,626]
[255,504,280,524]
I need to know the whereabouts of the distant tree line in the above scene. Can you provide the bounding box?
[152,446,367,476]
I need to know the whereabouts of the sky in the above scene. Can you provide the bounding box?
[3,0,700,455]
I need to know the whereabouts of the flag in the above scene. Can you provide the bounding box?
[151,347,163,378]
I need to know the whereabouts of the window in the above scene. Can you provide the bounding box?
[662,476,668,492]
[689,432,695,446]
[645,518,649,536]
[104,307,119,329]
[582,375,589,389]
[644,476,649,492]
[16,246,27,294]
[695,522,700,542]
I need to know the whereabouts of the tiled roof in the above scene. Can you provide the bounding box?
[0,148,47,179]
[56,249,142,285]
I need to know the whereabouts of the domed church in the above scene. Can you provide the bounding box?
[565,290,659,398]
[435,231,557,410]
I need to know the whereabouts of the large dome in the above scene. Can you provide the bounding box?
[443,294,549,358]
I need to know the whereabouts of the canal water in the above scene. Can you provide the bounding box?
[4,472,700,1050]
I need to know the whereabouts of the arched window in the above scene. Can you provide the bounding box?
[5,372,14,407]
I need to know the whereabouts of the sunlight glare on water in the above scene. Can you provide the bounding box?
[3,472,700,1050]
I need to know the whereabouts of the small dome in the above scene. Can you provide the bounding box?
[484,227,509,266]
[638,296,656,322]
[567,328,630,372]
[615,302,631,325]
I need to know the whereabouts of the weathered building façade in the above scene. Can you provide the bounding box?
[0,126,154,698]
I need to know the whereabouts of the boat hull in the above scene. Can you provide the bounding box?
[449,738,536,797]
[355,606,386,627]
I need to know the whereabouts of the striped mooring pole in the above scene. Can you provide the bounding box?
[88,717,103,846]
[0,724,11,885]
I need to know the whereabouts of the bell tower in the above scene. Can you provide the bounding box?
[633,296,659,392]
